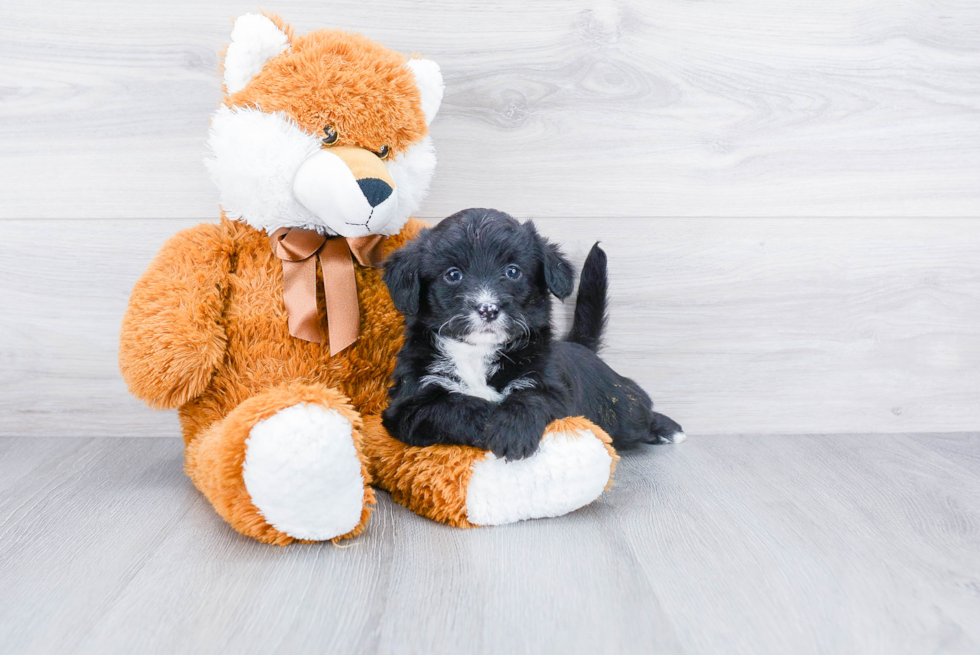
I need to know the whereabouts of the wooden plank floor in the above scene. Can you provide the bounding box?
[1,434,977,654]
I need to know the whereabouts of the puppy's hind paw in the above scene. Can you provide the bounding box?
[650,411,686,445]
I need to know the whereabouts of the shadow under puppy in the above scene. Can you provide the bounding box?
[382,208,685,460]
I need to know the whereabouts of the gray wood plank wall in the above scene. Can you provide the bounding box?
[1,0,978,436]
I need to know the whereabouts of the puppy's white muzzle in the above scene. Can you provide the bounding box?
[293,149,399,238]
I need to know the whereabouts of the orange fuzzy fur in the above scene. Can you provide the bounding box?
[361,415,485,528]
[121,212,422,544]
[226,16,427,158]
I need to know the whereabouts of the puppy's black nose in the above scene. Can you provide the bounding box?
[357,178,393,207]
[477,303,499,322]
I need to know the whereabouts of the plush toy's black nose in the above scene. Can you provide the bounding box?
[357,178,393,207]
[477,303,499,322]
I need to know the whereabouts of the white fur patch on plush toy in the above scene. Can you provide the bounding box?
[465,427,614,526]
[223,13,291,93]
[291,149,400,238]
[205,106,436,238]
[243,403,365,541]
[386,135,437,231]
[205,106,321,233]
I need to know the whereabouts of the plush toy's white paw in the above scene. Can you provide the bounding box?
[243,404,365,540]
[465,426,615,526]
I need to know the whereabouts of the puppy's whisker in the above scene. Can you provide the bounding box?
[436,313,466,337]
[504,316,532,352]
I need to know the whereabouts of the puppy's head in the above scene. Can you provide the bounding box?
[384,208,574,345]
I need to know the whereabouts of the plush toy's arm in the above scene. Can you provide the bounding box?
[119,222,231,409]
[361,415,618,529]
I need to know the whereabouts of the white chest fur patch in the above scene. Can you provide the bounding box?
[423,337,503,402]
[421,337,536,403]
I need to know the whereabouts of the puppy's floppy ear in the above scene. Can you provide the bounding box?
[524,221,574,299]
[383,233,426,315]
[542,240,575,300]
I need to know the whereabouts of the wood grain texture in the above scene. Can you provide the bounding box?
[1,0,979,219]
[2,217,978,437]
[0,434,977,654]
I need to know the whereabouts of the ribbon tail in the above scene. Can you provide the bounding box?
[281,257,322,343]
[347,234,387,267]
[319,240,360,356]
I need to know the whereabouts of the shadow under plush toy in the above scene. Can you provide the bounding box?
[119,12,618,545]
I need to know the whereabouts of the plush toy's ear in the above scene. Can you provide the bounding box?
[384,235,427,316]
[406,59,444,126]
[223,13,292,94]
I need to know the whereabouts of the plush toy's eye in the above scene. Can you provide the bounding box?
[322,124,339,146]
[444,267,463,284]
[377,145,391,160]
[505,265,522,280]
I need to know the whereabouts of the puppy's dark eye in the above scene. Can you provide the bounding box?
[505,265,522,280]
[377,145,391,160]
[322,124,339,146]
[444,267,463,284]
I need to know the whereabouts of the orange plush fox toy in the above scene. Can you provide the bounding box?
[119,13,617,545]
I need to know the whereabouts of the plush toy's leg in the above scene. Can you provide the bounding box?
[360,416,617,528]
[184,383,374,545]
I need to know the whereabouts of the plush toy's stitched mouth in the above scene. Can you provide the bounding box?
[344,207,374,228]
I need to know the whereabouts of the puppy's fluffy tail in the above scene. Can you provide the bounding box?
[565,243,608,352]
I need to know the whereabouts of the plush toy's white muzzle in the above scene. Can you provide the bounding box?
[292,148,399,238]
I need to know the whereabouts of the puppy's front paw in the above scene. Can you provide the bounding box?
[484,423,542,461]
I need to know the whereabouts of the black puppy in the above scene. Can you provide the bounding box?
[382,208,685,460]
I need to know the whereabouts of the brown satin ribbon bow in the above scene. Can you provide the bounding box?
[269,227,386,355]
